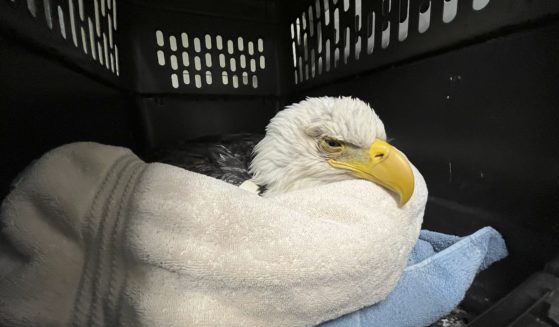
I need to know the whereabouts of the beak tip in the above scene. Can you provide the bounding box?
[398,195,411,208]
[397,179,415,208]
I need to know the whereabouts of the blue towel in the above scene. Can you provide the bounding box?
[321,227,508,327]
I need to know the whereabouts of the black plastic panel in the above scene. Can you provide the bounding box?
[468,273,559,327]
[0,36,136,201]
[283,0,559,92]
[0,0,122,88]
[138,96,279,148]
[118,0,280,95]
[300,20,559,309]
[122,0,279,23]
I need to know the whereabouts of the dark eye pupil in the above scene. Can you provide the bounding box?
[328,140,340,147]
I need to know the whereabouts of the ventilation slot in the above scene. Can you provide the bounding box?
[80,27,87,53]
[324,0,330,25]
[78,0,84,20]
[418,0,431,34]
[355,0,362,30]
[108,19,113,47]
[94,0,100,36]
[311,49,316,77]
[334,8,340,44]
[248,41,254,55]
[399,0,410,41]
[473,0,490,11]
[27,0,37,17]
[443,0,458,23]
[194,37,201,52]
[325,39,331,72]
[68,0,78,47]
[97,41,103,65]
[216,35,223,50]
[367,12,375,54]
[103,33,109,69]
[250,59,256,72]
[100,0,105,16]
[88,18,96,60]
[381,20,390,49]
[232,75,239,88]
[43,0,53,29]
[112,0,117,30]
[343,27,350,64]
[58,6,66,39]
[181,33,189,48]
[170,54,178,70]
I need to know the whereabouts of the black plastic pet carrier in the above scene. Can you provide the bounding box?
[1,0,559,325]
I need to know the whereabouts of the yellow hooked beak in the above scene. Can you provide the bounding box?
[328,139,415,207]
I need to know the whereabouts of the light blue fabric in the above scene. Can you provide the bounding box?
[321,227,508,327]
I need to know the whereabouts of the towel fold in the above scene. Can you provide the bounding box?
[0,142,428,327]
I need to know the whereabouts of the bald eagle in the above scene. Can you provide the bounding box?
[150,97,414,206]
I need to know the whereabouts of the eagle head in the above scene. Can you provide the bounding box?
[249,96,414,206]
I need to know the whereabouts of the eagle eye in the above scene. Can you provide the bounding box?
[320,137,344,154]
[327,140,341,147]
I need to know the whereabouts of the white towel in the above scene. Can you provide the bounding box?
[0,142,427,327]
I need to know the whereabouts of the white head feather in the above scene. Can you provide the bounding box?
[250,96,387,196]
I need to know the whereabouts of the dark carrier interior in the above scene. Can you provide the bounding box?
[1,0,559,325]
